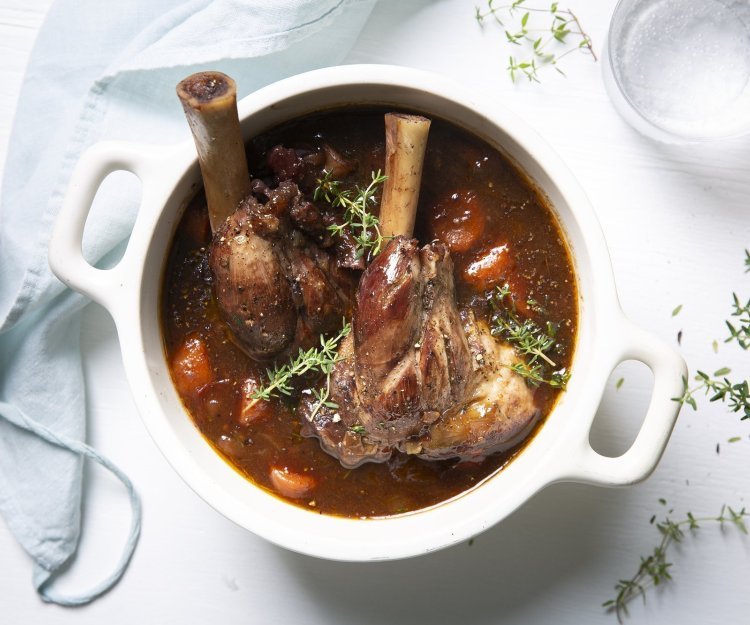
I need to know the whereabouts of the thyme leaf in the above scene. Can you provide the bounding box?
[724,292,750,350]
[314,169,388,259]
[488,284,569,389]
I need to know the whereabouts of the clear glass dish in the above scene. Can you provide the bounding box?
[603,0,750,143]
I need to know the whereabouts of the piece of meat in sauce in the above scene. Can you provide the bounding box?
[209,146,359,361]
[264,144,365,271]
[299,235,539,468]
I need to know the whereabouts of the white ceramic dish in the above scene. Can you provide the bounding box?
[48,64,687,561]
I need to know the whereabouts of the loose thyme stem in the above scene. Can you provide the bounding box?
[567,8,596,60]
[475,0,596,82]
[603,504,749,623]
[672,249,750,419]
[673,371,750,420]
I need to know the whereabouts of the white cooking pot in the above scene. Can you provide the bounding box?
[48,65,687,561]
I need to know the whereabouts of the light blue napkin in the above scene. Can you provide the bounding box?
[0,0,376,606]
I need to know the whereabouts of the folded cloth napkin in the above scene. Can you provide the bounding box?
[0,0,376,605]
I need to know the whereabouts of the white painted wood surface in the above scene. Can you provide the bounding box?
[1,1,749,623]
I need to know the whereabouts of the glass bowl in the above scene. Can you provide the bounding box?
[603,0,750,143]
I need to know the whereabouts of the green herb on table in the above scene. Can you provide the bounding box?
[673,369,750,420]
[614,250,750,621]
[488,284,569,389]
[671,304,683,317]
[616,377,625,390]
[251,322,351,402]
[724,293,750,350]
[603,505,749,623]
[672,251,750,420]
[474,0,596,83]
[314,169,388,259]
[744,248,750,273]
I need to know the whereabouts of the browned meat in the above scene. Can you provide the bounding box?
[301,236,539,466]
[260,146,366,270]
[209,199,297,359]
[418,312,540,460]
[209,183,354,361]
[299,334,392,468]
[322,213,366,270]
[266,145,326,189]
[285,231,355,338]
[354,237,474,445]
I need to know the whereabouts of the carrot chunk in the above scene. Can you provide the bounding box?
[429,190,486,254]
[269,467,316,499]
[462,244,513,291]
[171,334,212,398]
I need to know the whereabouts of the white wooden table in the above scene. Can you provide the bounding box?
[2,1,749,623]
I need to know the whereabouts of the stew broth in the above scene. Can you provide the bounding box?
[162,108,577,518]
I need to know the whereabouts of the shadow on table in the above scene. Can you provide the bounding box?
[274,482,631,624]
[621,126,750,209]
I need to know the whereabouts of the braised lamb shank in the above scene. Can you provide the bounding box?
[208,183,356,360]
[299,236,538,468]
[178,71,538,468]
[178,72,356,360]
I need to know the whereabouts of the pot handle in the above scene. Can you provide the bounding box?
[564,317,687,486]
[48,141,176,310]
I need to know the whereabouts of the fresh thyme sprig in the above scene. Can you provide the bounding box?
[724,292,750,350]
[488,284,569,389]
[508,361,570,388]
[672,251,750,420]
[603,504,749,623]
[251,322,351,402]
[475,0,596,83]
[673,370,750,420]
[314,169,388,259]
[496,315,557,365]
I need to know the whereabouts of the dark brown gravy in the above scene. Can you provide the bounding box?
[161,108,578,518]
